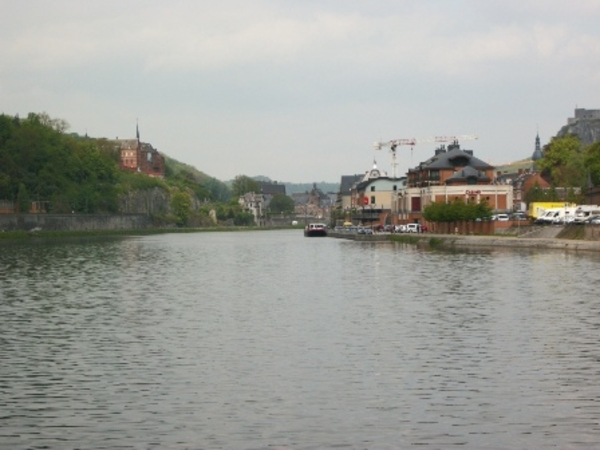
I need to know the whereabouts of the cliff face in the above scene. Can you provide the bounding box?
[557,118,600,146]
[118,187,205,216]
[118,188,171,215]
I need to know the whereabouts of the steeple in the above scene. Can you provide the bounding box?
[532,131,543,161]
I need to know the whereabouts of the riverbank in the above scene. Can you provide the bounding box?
[0,225,308,241]
[328,228,600,252]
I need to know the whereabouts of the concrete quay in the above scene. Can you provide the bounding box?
[327,231,600,252]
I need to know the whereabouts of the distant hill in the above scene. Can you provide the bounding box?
[493,159,536,176]
[249,176,340,195]
[163,155,213,182]
[163,155,231,201]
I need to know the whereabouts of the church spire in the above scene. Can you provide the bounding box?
[532,130,543,161]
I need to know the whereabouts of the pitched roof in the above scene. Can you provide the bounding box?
[445,166,491,183]
[416,144,493,171]
[259,182,286,196]
[340,174,363,194]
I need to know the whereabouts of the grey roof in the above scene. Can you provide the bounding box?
[259,182,286,196]
[446,166,491,182]
[340,174,363,194]
[416,144,493,171]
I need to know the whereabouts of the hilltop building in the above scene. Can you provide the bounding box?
[116,125,165,178]
[557,108,600,146]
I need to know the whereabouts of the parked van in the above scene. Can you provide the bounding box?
[535,207,578,224]
[405,223,421,233]
[573,206,600,223]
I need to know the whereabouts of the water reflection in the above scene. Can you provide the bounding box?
[1,231,600,449]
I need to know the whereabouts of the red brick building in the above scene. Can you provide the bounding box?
[116,126,165,178]
[398,141,513,225]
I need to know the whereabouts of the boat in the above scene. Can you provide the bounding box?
[304,223,328,237]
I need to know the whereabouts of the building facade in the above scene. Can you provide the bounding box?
[115,126,165,178]
[398,141,513,224]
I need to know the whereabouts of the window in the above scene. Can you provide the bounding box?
[371,196,376,204]
[370,186,375,192]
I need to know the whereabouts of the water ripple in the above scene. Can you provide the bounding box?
[1,232,600,449]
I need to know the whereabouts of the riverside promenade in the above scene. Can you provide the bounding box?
[328,228,600,252]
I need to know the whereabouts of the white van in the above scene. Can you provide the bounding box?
[405,223,421,233]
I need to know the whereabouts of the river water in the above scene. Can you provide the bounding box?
[1,230,600,449]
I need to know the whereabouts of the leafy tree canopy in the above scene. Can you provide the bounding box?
[423,199,492,223]
[231,175,260,197]
[537,135,585,187]
[268,193,295,215]
[584,141,600,187]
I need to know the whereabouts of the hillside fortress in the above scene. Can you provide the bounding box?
[568,108,600,124]
[558,108,600,146]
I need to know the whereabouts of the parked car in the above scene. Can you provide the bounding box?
[511,213,528,221]
[357,227,373,235]
[496,214,510,221]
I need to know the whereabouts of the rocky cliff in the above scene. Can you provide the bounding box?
[119,187,172,215]
[557,117,600,146]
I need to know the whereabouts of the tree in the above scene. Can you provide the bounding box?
[423,199,492,223]
[268,193,295,215]
[584,141,600,187]
[204,177,231,201]
[17,182,30,213]
[171,190,193,226]
[537,135,585,187]
[231,175,260,197]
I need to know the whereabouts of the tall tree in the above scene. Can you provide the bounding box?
[537,135,585,187]
[584,141,600,187]
[231,175,260,197]
[268,193,295,215]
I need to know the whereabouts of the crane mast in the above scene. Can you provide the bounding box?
[374,134,478,178]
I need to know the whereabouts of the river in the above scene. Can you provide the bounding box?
[1,230,599,449]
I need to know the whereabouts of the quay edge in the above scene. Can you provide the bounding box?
[327,231,600,252]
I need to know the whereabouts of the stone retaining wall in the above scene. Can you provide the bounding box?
[0,214,152,232]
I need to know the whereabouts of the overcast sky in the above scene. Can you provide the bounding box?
[2,1,599,183]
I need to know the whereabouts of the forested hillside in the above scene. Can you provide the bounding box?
[0,112,123,213]
[0,112,227,218]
